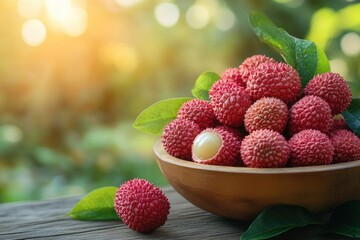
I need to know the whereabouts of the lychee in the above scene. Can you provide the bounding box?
[177,99,218,129]
[289,129,334,167]
[304,72,352,115]
[246,62,301,104]
[238,55,277,85]
[220,67,245,87]
[288,95,332,135]
[162,118,201,160]
[240,129,290,168]
[244,97,288,133]
[209,79,253,127]
[192,127,241,166]
[114,179,170,233]
[330,116,349,132]
[330,130,360,163]
[214,125,244,142]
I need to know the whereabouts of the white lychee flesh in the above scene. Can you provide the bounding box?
[192,131,222,160]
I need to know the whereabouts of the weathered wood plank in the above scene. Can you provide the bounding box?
[0,187,352,239]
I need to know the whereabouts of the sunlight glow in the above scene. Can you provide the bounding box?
[21,19,47,46]
[45,0,87,37]
[17,0,43,18]
[340,32,360,57]
[115,0,143,8]
[186,4,210,29]
[154,2,180,27]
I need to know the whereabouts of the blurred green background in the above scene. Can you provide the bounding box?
[0,0,359,203]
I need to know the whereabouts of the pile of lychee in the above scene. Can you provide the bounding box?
[161,55,360,168]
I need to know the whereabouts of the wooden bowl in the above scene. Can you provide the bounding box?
[154,140,360,220]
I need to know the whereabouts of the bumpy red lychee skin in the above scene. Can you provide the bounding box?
[246,62,301,104]
[114,179,170,233]
[304,72,352,115]
[244,97,288,133]
[240,129,290,168]
[289,129,334,167]
[238,55,277,85]
[177,99,218,129]
[209,79,253,127]
[162,118,201,160]
[214,125,244,142]
[330,130,360,163]
[288,95,332,135]
[192,127,241,166]
[220,67,246,87]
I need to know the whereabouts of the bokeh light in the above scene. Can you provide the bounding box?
[115,0,143,8]
[214,8,236,31]
[154,2,180,28]
[21,19,47,46]
[340,32,360,57]
[330,58,349,78]
[186,4,210,29]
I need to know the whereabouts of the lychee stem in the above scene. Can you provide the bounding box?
[192,132,222,160]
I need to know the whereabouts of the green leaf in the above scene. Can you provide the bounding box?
[240,205,320,240]
[68,186,119,221]
[133,97,192,135]
[342,98,360,138]
[191,72,220,100]
[248,11,330,87]
[324,200,360,238]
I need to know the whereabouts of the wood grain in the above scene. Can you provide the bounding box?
[0,187,352,239]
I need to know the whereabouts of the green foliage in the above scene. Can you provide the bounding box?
[240,205,320,240]
[343,98,360,138]
[324,200,360,238]
[133,97,192,135]
[191,72,219,100]
[68,187,120,221]
[249,11,330,87]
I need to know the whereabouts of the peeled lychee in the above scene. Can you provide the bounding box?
[330,129,360,163]
[192,127,241,166]
[289,129,334,166]
[162,118,201,160]
[238,55,277,85]
[220,67,245,87]
[288,95,332,135]
[114,179,170,233]
[177,99,218,129]
[209,79,253,127]
[304,72,352,115]
[244,97,288,133]
[246,62,301,104]
[240,129,290,168]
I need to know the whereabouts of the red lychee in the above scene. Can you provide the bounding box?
[209,79,253,127]
[304,72,352,115]
[162,118,201,160]
[220,67,245,87]
[240,129,290,168]
[288,95,332,135]
[330,129,360,163]
[114,179,170,233]
[246,62,301,104]
[177,99,218,129]
[192,127,241,166]
[244,97,288,133]
[289,129,334,166]
[238,55,277,85]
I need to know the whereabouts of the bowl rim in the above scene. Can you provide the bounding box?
[154,140,360,174]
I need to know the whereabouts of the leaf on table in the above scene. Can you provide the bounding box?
[133,97,193,135]
[191,71,220,100]
[68,186,120,221]
[323,200,360,238]
[248,11,330,87]
[240,205,320,240]
[342,98,360,138]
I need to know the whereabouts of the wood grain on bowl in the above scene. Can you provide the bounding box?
[154,140,360,221]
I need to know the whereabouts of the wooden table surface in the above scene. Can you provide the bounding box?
[0,187,351,240]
